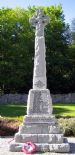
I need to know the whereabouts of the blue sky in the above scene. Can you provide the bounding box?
[0,0,75,24]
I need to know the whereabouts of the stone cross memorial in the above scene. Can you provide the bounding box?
[10,10,70,153]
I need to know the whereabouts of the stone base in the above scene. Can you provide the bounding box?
[9,141,70,153]
[9,115,70,153]
[15,133,63,143]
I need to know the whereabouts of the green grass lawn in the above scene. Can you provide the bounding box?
[0,104,26,121]
[0,103,75,121]
[53,103,75,116]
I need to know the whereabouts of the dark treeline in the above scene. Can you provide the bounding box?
[0,5,75,94]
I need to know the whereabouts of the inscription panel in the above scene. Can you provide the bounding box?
[32,90,49,114]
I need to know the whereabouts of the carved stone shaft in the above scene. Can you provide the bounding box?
[30,9,49,89]
[27,10,52,115]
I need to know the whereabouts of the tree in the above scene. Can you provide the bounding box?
[44,5,71,93]
[71,18,75,44]
[0,8,34,93]
[0,6,71,94]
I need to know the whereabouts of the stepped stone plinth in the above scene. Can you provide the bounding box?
[9,10,70,153]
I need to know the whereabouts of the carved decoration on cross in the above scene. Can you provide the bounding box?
[29,9,49,36]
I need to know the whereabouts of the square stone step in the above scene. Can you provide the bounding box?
[24,115,57,124]
[49,143,70,153]
[15,133,64,144]
[9,141,70,153]
[19,124,61,134]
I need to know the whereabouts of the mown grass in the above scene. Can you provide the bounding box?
[0,103,75,121]
[53,103,75,117]
[0,104,26,122]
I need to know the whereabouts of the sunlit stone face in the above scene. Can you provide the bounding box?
[29,9,49,36]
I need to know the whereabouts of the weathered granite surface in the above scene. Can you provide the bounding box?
[27,89,52,115]
[29,10,49,90]
[10,113,70,152]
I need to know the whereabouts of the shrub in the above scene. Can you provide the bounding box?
[0,118,19,136]
[58,117,75,136]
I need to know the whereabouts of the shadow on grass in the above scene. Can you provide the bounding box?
[53,106,71,116]
[0,104,75,118]
[0,104,27,117]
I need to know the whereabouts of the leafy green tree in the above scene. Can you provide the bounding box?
[44,5,71,93]
[0,8,34,93]
[0,6,72,94]
[71,18,75,44]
